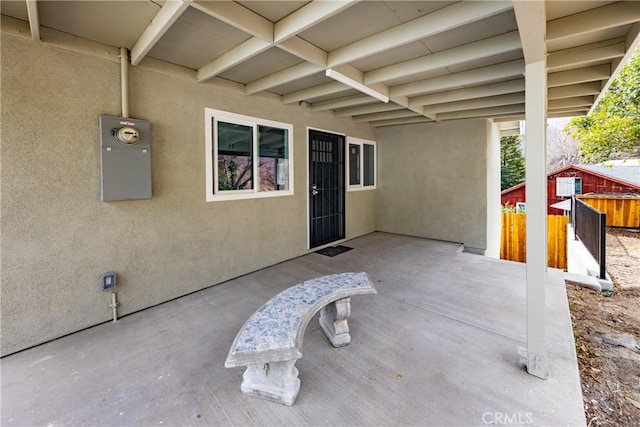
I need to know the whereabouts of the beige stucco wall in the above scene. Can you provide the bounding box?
[376,120,491,253]
[1,35,377,355]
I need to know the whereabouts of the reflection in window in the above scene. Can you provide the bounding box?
[347,137,376,191]
[363,143,375,186]
[217,121,253,191]
[349,143,360,186]
[205,108,294,201]
[259,126,289,191]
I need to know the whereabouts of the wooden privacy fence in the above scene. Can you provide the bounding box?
[500,213,568,269]
[577,194,640,228]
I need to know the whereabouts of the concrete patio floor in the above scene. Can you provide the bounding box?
[1,232,585,426]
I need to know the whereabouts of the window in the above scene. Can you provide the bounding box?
[574,178,582,195]
[347,137,376,191]
[205,109,293,201]
[556,177,576,197]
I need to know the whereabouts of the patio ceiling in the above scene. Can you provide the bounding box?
[2,1,639,127]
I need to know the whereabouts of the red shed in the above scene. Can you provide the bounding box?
[501,163,640,215]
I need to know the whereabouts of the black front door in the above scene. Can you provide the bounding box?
[309,129,345,248]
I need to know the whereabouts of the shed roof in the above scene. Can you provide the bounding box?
[502,163,640,195]
[577,163,640,186]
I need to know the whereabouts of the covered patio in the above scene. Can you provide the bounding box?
[1,233,584,426]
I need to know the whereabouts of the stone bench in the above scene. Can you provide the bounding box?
[224,272,377,406]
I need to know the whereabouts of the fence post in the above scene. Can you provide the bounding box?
[599,212,606,280]
[571,195,578,240]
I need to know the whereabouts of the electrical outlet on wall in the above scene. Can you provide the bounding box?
[101,272,117,291]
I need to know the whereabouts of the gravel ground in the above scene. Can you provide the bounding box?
[568,228,640,426]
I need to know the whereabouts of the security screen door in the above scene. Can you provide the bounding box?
[308,129,345,248]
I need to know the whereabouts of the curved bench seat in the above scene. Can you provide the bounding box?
[224,272,377,405]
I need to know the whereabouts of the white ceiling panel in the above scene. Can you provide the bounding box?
[303,88,359,104]
[382,68,450,88]
[38,1,160,49]
[547,25,632,53]
[297,1,400,51]
[351,40,431,72]
[446,50,524,74]
[420,9,518,52]
[218,47,305,84]
[237,1,310,22]
[268,73,334,96]
[380,1,455,22]
[545,0,617,21]
[148,7,253,70]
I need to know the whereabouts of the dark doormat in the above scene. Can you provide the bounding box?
[315,245,353,257]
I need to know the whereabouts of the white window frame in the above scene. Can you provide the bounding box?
[346,137,377,191]
[205,108,294,202]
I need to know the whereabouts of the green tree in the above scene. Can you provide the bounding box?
[500,135,525,190]
[565,47,640,162]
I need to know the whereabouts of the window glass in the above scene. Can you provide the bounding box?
[363,143,375,186]
[259,125,289,191]
[346,137,376,191]
[217,121,253,191]
[575,178,582,195]
[349,143,360,186]
[205,108,294,201]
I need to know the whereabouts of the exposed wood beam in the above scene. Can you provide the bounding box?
[436,104,525,121]
[547,107,589,115]
[309,95,374,111]
[334,103,403,117]
[281,81,349,104]
[548,111,586,119]
[277,37,328,66]
[389,96,434,120]
[245,62,323,94]
[391,59,525,97]
[327,64,390,101]
[25,0,40,41]
[368,117,433,127]
[130,0,191,66]
[547,64,610,87]
[548,96,594,110]
[1,14,122,62]
[494,116,524,123]
[194,0,334,73]
[409,79,524,107]
[364,31,522,85]
[274,0,357,43]
[547,41,626,72]
[500,128,521,137]
[591,22,640,113]
[327,0,513,67]
[353,109,419,123]
[513,0,546,63]
[197,37,272,82]
[423,92,525,115]
[547,2,640,43]
[548,82,601,100]
[191,0,273,41]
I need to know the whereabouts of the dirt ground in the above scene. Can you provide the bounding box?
[567,228,640,426]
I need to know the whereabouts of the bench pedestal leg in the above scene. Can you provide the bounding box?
[320,297,351,347]
[241,360,300,406]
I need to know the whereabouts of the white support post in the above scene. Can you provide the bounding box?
[525,60,548,379]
